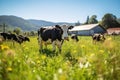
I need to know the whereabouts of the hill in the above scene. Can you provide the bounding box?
[28,19,75,28]
[0,15,37,31]
[0,15,75,31]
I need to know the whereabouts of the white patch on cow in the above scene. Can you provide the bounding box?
[56,39,62,49]
[61,25,69,39]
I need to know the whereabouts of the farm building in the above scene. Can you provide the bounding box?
[107,28,120,35]
[69,24,106,36]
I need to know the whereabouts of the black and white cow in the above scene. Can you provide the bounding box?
[18,35,30,43]
[92,33,106,43]
[71,34,79,42]
[38,25,74,52]
[0,32,22,44]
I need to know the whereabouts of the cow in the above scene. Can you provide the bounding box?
[71,34,79,42]
[38,24,74,52]
[92,33,106,43]
[18,35,30,44]
[0,32,22,44]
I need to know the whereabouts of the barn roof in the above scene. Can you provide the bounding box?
[69,24,99,31]
[107,28,120,34]
[107,28,120,31]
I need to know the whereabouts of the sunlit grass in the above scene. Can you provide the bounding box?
[0,36,120,80]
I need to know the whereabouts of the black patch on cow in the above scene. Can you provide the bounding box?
[39,26,63,42]
[71,34,79,42]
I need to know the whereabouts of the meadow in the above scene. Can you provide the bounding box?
[0,36,120,80]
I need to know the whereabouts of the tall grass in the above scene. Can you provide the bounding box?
[0,36,120,80]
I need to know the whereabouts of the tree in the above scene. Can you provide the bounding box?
[13,27,21,35]
[88,15,98,24]
[84,16,89,24]
[117,18,120,24]
[100,13,120,29]
[30,31,35,36]
[75,21,80,26]
[0,23,7,32]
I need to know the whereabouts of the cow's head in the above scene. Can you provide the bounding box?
[60,24,74,41]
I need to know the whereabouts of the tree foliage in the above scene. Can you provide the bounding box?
[100,13,120,29]
[75,21,80,26]
[84,16,89,24]
[13,27,21,35]
[88,15,98,24]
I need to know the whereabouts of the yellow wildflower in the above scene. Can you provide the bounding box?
[1,45,9,50]
[7,67,12,72]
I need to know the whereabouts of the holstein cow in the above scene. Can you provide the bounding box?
[92,33,106,43]
[0,32,21,44]
[18,35,30,44]
[71,34,79,42]
[38,25,74,52]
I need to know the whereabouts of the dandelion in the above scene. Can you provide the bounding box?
[1,45,9,50]
[7,67,12,72]
[4,46,9,50]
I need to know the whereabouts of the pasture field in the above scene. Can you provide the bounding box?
[0,36,120,80]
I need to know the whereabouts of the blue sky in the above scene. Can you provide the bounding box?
[0,0,120,23]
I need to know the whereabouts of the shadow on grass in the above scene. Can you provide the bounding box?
[39,49,58,57]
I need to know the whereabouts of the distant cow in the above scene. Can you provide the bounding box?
[0,32,22,44]
[38,25,74,52]
[71,34,79,42]
[18,35,30,43]
[92,33,105,43]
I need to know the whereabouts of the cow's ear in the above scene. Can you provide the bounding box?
[55,25,61,29]
[68,26,74,29]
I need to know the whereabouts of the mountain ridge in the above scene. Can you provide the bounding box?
[0,15,75,31]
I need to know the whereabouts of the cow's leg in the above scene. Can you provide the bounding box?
[56,40,62,52]
[52,41,56,52]
[38,36,43,52]
[44,42,48,49]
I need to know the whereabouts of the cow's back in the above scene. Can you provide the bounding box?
[40,27,62,42]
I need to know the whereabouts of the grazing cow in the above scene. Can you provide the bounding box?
[0,32,21,44]
[71,34,79,42]
[18,35,30,43]
[38,25,74,52]
[92,33,105,43]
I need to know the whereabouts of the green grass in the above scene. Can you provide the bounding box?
[0,36,120,80]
